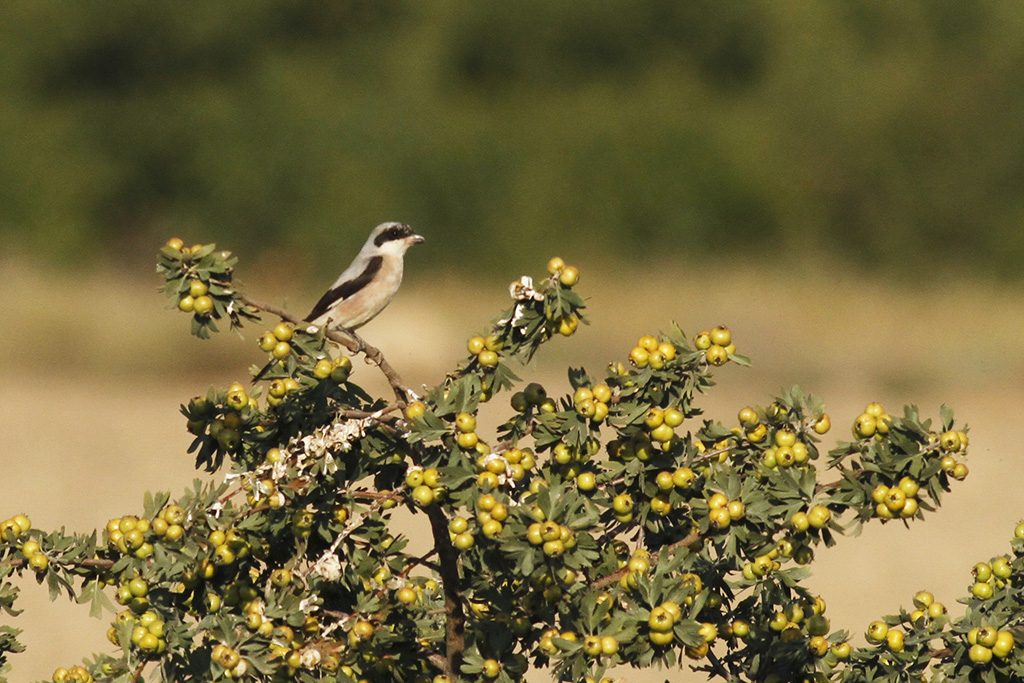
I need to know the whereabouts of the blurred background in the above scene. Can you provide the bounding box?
[3,2,1024,680]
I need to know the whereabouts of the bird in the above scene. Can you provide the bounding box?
[254,222,424,380]
[304,222,425,332]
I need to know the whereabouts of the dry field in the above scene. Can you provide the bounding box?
[3,257,1024,681]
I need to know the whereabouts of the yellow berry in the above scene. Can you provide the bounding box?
[709,325,731,346]
[559,266,579,287]
[467,336,486,355]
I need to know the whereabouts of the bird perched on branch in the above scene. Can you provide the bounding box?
[254,222,424,380]
[304,222,424,332]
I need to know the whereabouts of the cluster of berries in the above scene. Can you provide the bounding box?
[536,627,574,656]
[466,334,502,369]
[106,506,186,560]
[110,607,168,658]
[866,619,907,654]
[1,515,48,574]
[258,322,296,365]
[15,534,48,573]
[852,401,892,438]
[647,466,697,517]
[742,532,818,582]
[654,467,697,491]
[760,429,813,469]
[256,321,353,394]
[477,448,533,489]
[970,555,1013,600]
[741,551,782,581]
[643,404,685,452]
[546,257,581,336]
[406,466,445,507]
[937,428,970,480]
[907,589,947,626]
[617,547,652,590]
[212,643,248,678]
[870,477,921,520]
[627,334,678,369]
[453,412,484,451]
[0,513,30,542]
[526,518,577,557]
[647,599,685,646]
[50,666,95,683]
[764,597,836,658]
[186,388,256,453]
[447,515,475,551]
[448,413,536,490]
[526,567,578,608]
[113,573,152,615]
[264,374,307,405]
[611,492,635,524]
[312,355,352,383]
[581,632,622,659]
[707,492,746,530]
[449,492,523,552]
[243,476,285,509]
[263,615,326,673]
[789,504,833,532]
[476,492,509,539]
[694,325,736,366]
[509,382,556,414]
[165,238,218,319]
[207,526,250,569]
[573,383,612,422]
[175,277,215,317]
[549,439,600,482]
[965,624,1016,664]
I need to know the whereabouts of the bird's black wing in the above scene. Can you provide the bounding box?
[304,255,384,322]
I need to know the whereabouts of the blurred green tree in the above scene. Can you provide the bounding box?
[1,1,1023,278]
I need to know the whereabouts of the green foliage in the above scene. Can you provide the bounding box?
[0,241,1021,683]
[0,581,25,679]
[156,240,260,340]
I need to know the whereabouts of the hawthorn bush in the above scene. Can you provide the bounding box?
[1,239,1022,683]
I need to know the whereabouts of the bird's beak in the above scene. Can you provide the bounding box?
[410,233,425,244]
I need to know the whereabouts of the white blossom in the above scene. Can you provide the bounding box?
[509,276,543,302]
[312,552,342,581]
[300,648,322,668]
[499,276,545,329]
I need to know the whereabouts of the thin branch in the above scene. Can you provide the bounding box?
[426,505,465,681]
[589,531,702,591]
[402,437,465,679]
[0,557,116,571]
[339,405,403,421]
[705,647,734,681]
[427,653,449,673]
[352,489,407,502]
[403,549,441,575]
[130,662,147,683]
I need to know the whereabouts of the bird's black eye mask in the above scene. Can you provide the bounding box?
[374,224,413,247]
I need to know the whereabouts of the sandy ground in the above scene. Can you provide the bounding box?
[3,260,1024,681]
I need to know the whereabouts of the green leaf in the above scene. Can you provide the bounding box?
[940,404,955,430]
[729,353,752,367]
